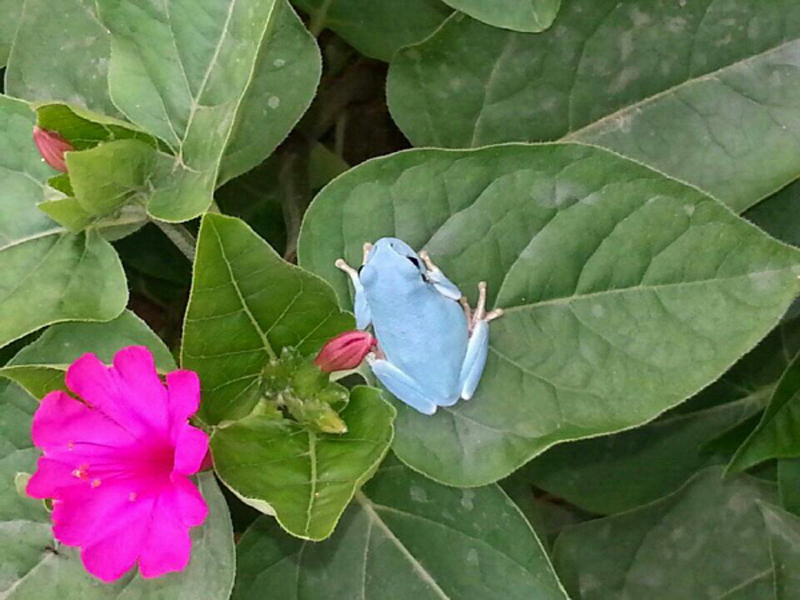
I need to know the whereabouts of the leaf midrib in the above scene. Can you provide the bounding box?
[563,36,800,141]
[355,492,450,600]
[500,267,800,314]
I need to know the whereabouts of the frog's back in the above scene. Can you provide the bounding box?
[364,266,467,404]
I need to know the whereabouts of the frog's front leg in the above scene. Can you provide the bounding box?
[368,356,441,415]
[335,242,373,329]
[419,250,462,300]
[458,281,503,400]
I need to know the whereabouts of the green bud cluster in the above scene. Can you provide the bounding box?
[258,347,349,434]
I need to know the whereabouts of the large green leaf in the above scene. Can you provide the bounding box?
[0,0,23,67]
[440,0,560,32]
[91,0,320,222]
[182,213,353,425]
[219,0,321,186]
[553,467,776,600]
[747,181,800,248]
[681,306,800,414]
[387,0,800,213]
[212,386,394,541]
[761,502,800,598]
[292,0,452,61]
[522,395,763,515]
[0,95,127,350]
[1,310,176,399]
[232,458,568,599]
[729,349,800,472]
[298,143,800,487]
[5,0,120,117]
[779,458,800,516]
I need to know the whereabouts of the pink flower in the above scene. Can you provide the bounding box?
[33,126,74,172]
[26,346,210,582]
[314,330,377,373]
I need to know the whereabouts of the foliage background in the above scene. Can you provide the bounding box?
[1,0,800,598]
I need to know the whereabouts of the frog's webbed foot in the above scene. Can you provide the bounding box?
[334,242,373,277]
[458,281,503,400]
[419,250,462,300]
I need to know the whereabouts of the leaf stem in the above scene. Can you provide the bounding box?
[153,220,196,262]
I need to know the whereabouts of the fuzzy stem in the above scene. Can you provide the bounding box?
[153,220,196,262]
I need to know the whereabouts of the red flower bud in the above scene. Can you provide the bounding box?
[314,330,377,373]
[33,126,73,173]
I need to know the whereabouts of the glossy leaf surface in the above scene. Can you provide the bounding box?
[730,349,800,472]
[232,459,567,599]
[0,95,127,349]
[554,467,776,599]
[440,0,560,33]
[182,214,353,424]
[298,143,800,486]
[1,310,176,398]
[524,395,762,514]
[292,0,451,61]
[388,1,800,212]
[212,386,394,541]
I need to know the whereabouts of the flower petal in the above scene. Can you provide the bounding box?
[77,491,154,582]
[138,491,193,578]
[26,457,82,499]
[52,484,144,548]
[172,425,209,476]
[170,475,209,527]
[31,391,136,451]
[166,370,201,426]
[66,350,166,439]
[112,346,169,432]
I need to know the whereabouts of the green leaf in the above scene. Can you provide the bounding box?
[93,0,318,222]
[298,143,800,487]
[0,95,128,350]
[0,0,24,67]
[182,213,353,424]
[0,310,176,399]
[212,386,395,541]
[5,0,120,117]
[682,307,800,414]
[779,458,800,516]
[440,0,560,32]
[35,103,158,151]
[730,349,800,472]
[387,1,800,213]
[292,0,452,61]
[747,180,800,248]
[232,458,568,599]
[553,467,776,600]
[522,395,763,515]
[218,0,321,186]
[4,473,236,598]
[52,139,170,232]
[760,502,800,599]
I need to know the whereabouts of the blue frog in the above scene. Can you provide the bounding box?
[335,238,503,415]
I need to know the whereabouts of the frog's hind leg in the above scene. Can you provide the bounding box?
[335,246,374,329]
[368,357,440,415]
[459,281,503,400]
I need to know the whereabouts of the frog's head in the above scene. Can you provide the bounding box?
[362,237,426,287]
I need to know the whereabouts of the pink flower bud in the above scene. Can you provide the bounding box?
[33,126,73,173]
[314,330,377,373]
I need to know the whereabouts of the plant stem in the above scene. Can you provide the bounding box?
[153,220,197,262]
